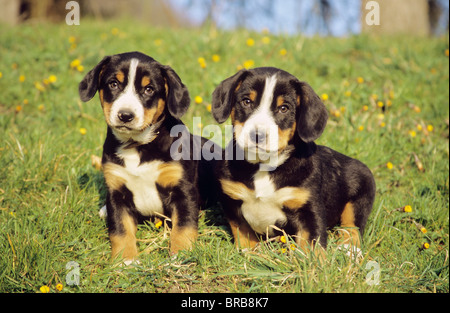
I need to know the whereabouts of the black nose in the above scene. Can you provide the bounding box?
[118,110,135,123]
[249,129,266,143]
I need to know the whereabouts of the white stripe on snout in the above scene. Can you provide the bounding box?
[110,58,144,128]
[237,74,279,161]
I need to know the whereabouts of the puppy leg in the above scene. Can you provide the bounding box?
[229,218,259,250]
[338,202,361,248]
[170,209,198,255]
[109,209,138,264]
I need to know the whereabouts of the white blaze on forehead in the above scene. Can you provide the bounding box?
[237,74,280,164]
[110,58,144,128]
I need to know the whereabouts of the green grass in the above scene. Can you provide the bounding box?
[0,19,448,293]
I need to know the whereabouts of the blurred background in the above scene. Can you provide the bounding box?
[1,0,449,37]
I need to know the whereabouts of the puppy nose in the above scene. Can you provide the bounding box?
[249,129,266,143]
[118,110,135,123]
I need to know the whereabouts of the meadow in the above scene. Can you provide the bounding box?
[0,19,448,293]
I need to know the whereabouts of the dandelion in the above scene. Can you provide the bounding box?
[279,49,287,56]
[38,104,45,111]
[76,65,84,72]
[68,36,76,44]
[70,59,81,69]
[363,105,369,111]
[194,96,203,104]
[386,162,394,170]
[408,130,417,138]
[243,59,255,69]
[23,99,29,105]
[371,94,378,100]
[321,93,329,101]
[212,54,220,62]
[15,105,22,113]
[380,122,386,128]
[19,75,25,82]
[417,124,423,131]
[34,81,45,92]
[422,242,430,249]
[262,36,270,44]
[155,220,163,229]
[48,75,57,83]
[40,285,50,293]
[246,38,255,47]
[111,27,119,36]
[9,211,16,217]
[280,236,287,243]
[56,283,63,291]
[386,100,392,107]
[377,101,384,108]
[79,128,87,135]
[281,248,287,254]
[426,125,433,132]
[290,244,296,251]
[197,57,207,69]
[420,227,427,234]
[358,125,364,132]
[0,72,3,79]
[344,90,352,97]
[404,205,412,213]
[331,109,341,118]
[206,104,212,112]
[413,106,421,113]
[357,77,364,84]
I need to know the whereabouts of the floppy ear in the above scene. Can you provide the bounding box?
[78,56,111,102]
[293,81,328,143]
[162,65,190,119]
[211,69,249,123]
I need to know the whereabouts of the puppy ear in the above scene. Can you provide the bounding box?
[79,56,111,102]
[211,69,249,123]
[293,81,328,143]
[162,65,190,119]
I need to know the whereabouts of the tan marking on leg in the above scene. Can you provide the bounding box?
[110,213,138,262]
[170,211,198,254]
[338,202,361,248]
[229,219,259,249]
[219,179,253,201]
[156,162,183,188]
[103,162,126,191]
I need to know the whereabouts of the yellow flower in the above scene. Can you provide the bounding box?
[344,90,352,97]
[38,104,45,111]
[243,59,255,69]
[290,244,296,251]
[76,65,84,72]
[386,99,392,107]
[79,128,87,135]
[371,94,378,100]
[417,124,423,131]
[206,104,212,112]
[262,36,270,44]
[40,285,50,293]
[386,162,394,170]
[357,77,364,84]
[321,93,329,101]
[246,38,255,47]
[358,125,364,132]
[426,125,433,132]
[0,72,3,79]
[423,242,430,249]
[35,82,45,91]
[15,105,22,113]
[413,106,421,113]
[420,227,427,234]
[68,36,76,44]
[19,75,25,82]
[380,122,386,128]
[197,57,207,69]
[212,54,220,62]
[111,27,119,36]
[281,248,287,254]
[154,39,162,46]
[23,99,29,105]
[280,236,287,243]
[377,101,384,108]
[194,96,203,104]
[363,105,369,111]
[56,283,63,291]
[404,205,412,213]
[48,75,57,83]
[445,49,449,57]
[279,49,287,56]
[70,59,81,68]
[409,130,417,138]
[155,220,163,229]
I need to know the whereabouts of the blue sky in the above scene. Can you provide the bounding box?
[169,0,449,36]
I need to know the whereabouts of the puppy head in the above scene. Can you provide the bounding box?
[79,51,190,143]
[212,67,328,164]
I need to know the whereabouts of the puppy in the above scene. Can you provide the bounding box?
[211,67,376,253]
[79,51,203,263]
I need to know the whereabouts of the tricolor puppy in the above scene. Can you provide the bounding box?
[212,67,376,252]
[79,51,202,263]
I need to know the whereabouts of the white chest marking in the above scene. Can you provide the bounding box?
[115,147,164,216]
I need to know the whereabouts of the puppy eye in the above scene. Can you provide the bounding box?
[144,85,154,96]
[109,80,119,90]
[278,104,290,114]
[241,98,252,107]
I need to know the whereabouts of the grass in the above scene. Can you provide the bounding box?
[0,19,448,293]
